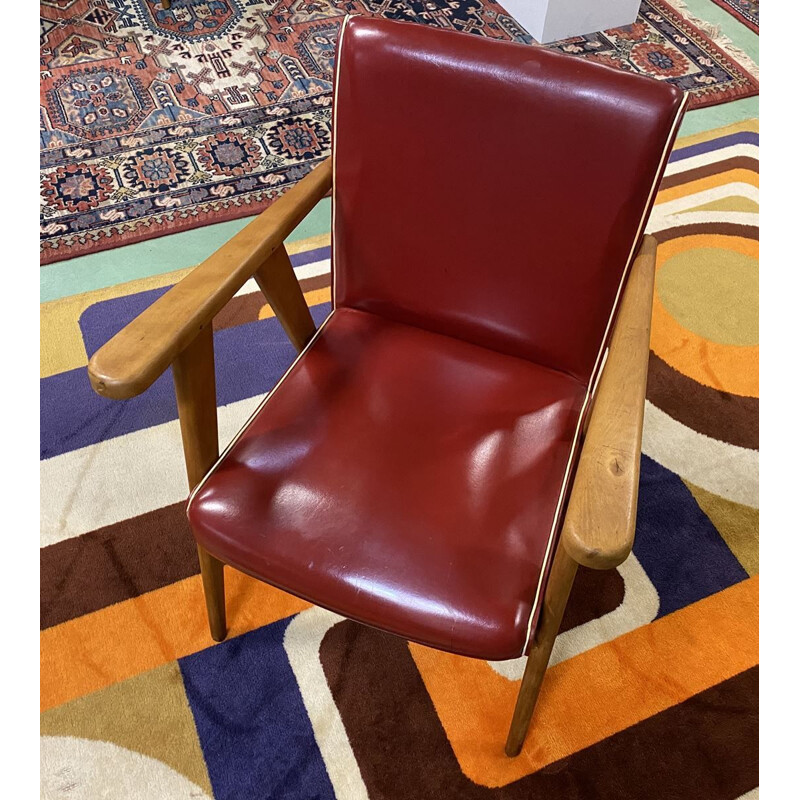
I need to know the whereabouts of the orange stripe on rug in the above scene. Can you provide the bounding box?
[410,575,758,788]
[41,570,309,711]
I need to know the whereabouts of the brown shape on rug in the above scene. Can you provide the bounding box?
[684,480,759,575]
[41,661,212,796]
[40,502,197,629]
[658,156,758,192]
[320,619,757,799]
[647,351,759,449]
[560,566,625,633]
[653,223,759,244]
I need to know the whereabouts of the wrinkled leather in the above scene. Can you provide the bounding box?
[188,17,685,659]
[190,309,585,658]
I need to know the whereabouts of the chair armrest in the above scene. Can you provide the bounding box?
[88,157,332,400]
[561,235,657,570]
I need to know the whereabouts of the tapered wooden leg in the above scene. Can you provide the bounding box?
[161,0,170,9]
[505,542,579,757]
[254,244,316,352]
[173,324,219,488]
[173,325,228,641]
[197,545,227,642]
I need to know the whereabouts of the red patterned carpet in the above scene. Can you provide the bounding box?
[40,0,758,263]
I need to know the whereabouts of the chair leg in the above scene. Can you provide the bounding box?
[197,545,227,642]
[505,542,578,756]
[172,328,227,640]
[161,0,171,9]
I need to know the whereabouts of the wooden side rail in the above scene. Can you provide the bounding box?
[88,157,332,401]
[506,235,657,756]
[560,234,657,570]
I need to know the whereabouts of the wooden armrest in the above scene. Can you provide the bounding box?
[561,235,657,570]
[88,157,332,400]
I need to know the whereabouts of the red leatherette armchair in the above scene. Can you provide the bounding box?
[88,16,686,756]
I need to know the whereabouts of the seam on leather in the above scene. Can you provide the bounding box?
[521,91,689,656]
[337,307,587,392]
[344,303,588,388]
[186,312,336,516]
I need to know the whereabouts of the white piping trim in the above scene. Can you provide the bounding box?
[331,14,352,313]
[186,312,336,512]
[586,91,689,394]
[521,92,689,655]
[593,347,610,398]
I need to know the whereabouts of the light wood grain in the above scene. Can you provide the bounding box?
[172,325,227,640]
[88,157,332,400]
[505,541,578,756]
[254,244,316,351]
[172,323,219,489]
[561,235,658,570]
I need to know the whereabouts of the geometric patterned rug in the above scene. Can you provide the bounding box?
[41,115,759,797]
[40,0,758,264]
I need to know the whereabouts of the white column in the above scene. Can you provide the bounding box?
[502,0,641,44]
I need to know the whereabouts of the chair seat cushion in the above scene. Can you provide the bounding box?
[188,308,586,659]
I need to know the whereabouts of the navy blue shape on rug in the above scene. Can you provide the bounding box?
[633,454,748,617]
[179,617,336,800]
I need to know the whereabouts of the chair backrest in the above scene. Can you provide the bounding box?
[332,16,685,385]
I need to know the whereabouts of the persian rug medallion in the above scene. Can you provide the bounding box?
[40,0,758,263]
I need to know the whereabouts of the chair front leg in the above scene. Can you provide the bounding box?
[173,324,227,642]
[505,541,578,756]
[197,545,227,642]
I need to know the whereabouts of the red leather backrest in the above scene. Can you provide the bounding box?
[332,16,685,384]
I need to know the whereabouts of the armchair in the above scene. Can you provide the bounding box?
[88,16,686,756]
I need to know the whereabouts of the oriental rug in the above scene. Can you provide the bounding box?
[40,0,758,264]
[41,118,758,798]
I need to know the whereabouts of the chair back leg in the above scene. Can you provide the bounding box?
[254,245,317,352]
[505,541,578,756]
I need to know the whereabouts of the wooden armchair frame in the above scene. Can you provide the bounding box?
[88,156,656,757]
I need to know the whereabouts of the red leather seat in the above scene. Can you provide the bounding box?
[189,308,585,659]
[188,17,684,660]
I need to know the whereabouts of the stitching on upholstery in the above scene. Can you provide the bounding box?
[521,91,689,656]
[186,312,335,515]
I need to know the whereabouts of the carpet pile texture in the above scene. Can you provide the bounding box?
[40,1,758,797]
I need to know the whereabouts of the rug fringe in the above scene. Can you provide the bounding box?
[667,0,759,79]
